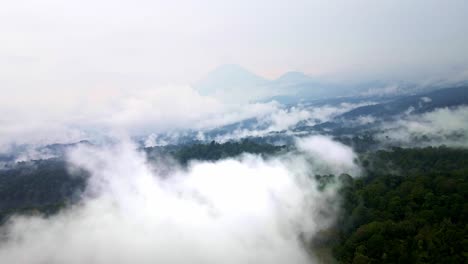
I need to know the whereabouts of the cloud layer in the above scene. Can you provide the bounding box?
[378,106,468,148]
[0,136,359,264]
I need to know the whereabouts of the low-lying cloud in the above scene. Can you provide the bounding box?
[0,85,224,152]
[377,106,468,148]
[0,136,360,263]
[211,102,375,143]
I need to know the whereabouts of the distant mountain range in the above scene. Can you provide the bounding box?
[193,64,349,103]
[193,64,270,103]
[2,86,466,166]
[193,64,447,104]
[133,86,468,148]
[194,85,468,141]
[302,86,468,135]
[339,86,468,120]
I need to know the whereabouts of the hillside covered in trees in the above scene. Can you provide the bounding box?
[0,141,283,222]
[331,147,468,263]
[146,140,286,164]
[0,142,466,263]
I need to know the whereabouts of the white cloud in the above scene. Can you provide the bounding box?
[0,83,375,154]
[354,115,376,125]
[420,96,432,103]
[213,102,375,142]
[378,106,468,148]
[295,136,361,176]
[0,136,360,263]
[362,85,403,97]
[0,85,249,152]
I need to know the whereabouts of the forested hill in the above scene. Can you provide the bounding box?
[0,141,284,222]
[0,159,87,222]
[0,143,467,263]
[145,140,286,164]
[339,86,468,120]
[330,146,468,263]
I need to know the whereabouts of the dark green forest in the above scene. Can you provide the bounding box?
[331,147,468,263]
[146,140,286,164]
[0,142,466,263]
[0,141,284,222]
[0,159,87,222]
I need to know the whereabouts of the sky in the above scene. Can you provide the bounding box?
[1,0,468,149]
[1,0,467,85]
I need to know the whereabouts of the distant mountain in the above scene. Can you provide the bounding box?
[193,64,459,104]
[339,86,468,120]
[193,64,270,103]
[299,86,468,136]
[194,64,351,103]
[269,71,340,102]
[273,71,315,86]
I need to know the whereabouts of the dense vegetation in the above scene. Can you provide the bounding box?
[0,142,466,263]
[146,140,285,164]
[0,141,283,222]
[0,159,87,222]
[332,147,468,263]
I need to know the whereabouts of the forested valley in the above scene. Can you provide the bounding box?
[0,141,466,263]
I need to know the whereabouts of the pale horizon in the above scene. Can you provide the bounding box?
[1,0,468,86]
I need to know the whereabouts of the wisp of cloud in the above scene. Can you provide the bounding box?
[0,136,359,264]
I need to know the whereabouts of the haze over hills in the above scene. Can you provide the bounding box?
[1,82,467,264]
[339,86,468,120]
[1,1,468,263]
[273,71,315,86]
[2,85,466,163]
[194,64,339,103]
[194,64,270,103]
[113,86,468,149]
[193,64,452,104]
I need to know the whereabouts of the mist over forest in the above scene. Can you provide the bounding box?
[1,1,468,263]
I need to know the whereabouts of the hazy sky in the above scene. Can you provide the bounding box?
[1,0,468,84]
[1,0,468,150]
